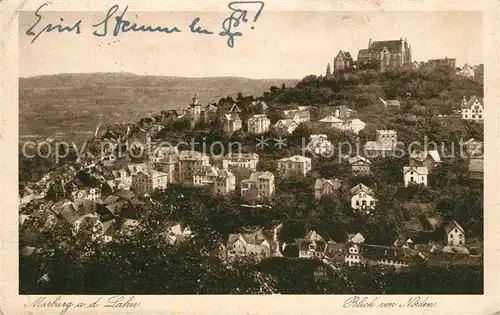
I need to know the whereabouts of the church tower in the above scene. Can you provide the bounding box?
[189,94,202,122]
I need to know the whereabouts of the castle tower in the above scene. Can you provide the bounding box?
[189,94,202,121]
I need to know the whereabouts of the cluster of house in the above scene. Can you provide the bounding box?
[225,219,468,268]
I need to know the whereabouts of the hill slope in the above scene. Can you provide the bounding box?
[19,73,298,141]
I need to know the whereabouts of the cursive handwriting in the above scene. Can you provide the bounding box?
[92,5,182,37]
[190,17,213,34]
[25,3,82,43]
[219,1,265,48]
[25,2,266,47]
[343,296,437,309]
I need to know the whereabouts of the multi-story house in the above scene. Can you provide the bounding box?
[345,243,362,266]
[71,188,101,203]
[445,220,465,246]
[178,150,210,184]
[241,171,275,199]
[107,168,132,191]
[153,150,179,183]
[403,166,428,187]
[357,38,412,72]
[226,228,279,260]
[222,113,242,134]
[314,178,342,200]
[202,103,218,123]
[364,130,397,157]
[193,166,236,195]
[298,230,327,259]
[307,135,334,155]
[222,153,259,172]
[409,150,441,172]
[247,114,271,134]
[460,96,483,122]
[277,155,312,177]
[350,183,377,215]
[425,57,456,70]
[131,169,169,195]
[333,50,354,73]
[349,155,371,175]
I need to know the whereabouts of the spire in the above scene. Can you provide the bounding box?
[368,38,372,48]
[326,63,332,77]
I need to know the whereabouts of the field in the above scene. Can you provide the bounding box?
[19,73,298,142]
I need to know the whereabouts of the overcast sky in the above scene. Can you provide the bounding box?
[19,9,482,79]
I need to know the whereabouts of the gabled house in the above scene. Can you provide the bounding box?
[340,118,366,135]
[403,166,428,187]
[274,119,299,134]
[379,97,401,108]
[460,96,483,122]
[178,150,210,184]
[457,63,475,78]
[226,228,278,260]
[297,230,327,259]
[222,113,242,134]
[193,166,236,195]
[350,183,376,215]
[409,150,441,171]
[277,155,312,177]
[314,178,342,200]
[333,50,354,73]
[331,105,356,120]
[241,171,275,199]
[131,169,169,195]
[349,155,371,175]
[164,222,193,245]
[445,220,465,246]
[283,109,310,123]
[307,134,334,155]
[345,243,362,266]
[71,188,101,203]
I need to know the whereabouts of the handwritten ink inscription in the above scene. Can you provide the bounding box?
[23,295,140,315]
[343,296,437,309]
[25,2,265,47]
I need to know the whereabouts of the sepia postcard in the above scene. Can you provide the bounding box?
[1,0,499,314]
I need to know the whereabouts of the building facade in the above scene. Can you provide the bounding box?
[357,38,412,72]
[247,114,271,134]
[461,96,483,122]
[277,155,312,177]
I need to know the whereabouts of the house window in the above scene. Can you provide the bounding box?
[465,115,468,118]
[472,115,475,119]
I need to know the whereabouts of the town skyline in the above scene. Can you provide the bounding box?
[20,11,482,79]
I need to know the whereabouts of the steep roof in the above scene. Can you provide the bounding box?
[370,40,404,53]
[403,166,429,175]
[349,155,371,165]
[350,183,374,195]
[314,178,342,190]
[444,220,465,235]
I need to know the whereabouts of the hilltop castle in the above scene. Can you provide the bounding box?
[326,37,412,76]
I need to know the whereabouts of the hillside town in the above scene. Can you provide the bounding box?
[19,37,484,294]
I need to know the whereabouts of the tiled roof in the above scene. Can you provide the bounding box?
[314,178,342,190]
[444,220,464,234]
[350,183,374,195]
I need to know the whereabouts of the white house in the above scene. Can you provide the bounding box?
[460,96,483,122]
[222,153,259,172]
[247,114,271,134]
[222,113,242,133]
[193,166,236,195]
[345,243,362,266]
[241,171,275,199]
[277,155,312,177]
[403,166,428,187]
[131,169,169,195]
[445,220,465,246]
[71,188,101,203]
[348,232,365,244]
[350,183,376,215]
[348,155,371,175]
